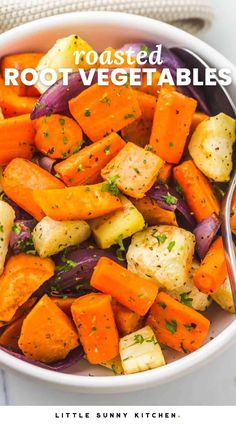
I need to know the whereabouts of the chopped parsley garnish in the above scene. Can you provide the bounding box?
[152,231,167,245]
[134,334,145,344]
[100,94,111,105]
[0,224,4,233]
[12,223,21,235]
[162,192,177,205]
[59,118,65,126]
[133,167,141,175]
[140,44,151,55]
[180,292,193,307]
[91,326,97,332]
[115,234,126,262]
[175,183,183,195]
[124,113,135,120]
[77,164,83,172]
[165,319,177,334]
[184,323,197,331]
[158,301,167,309]
[167,241,175,252]
[104,145,110,155]
[84,108,91,117]
[101,175,120,196]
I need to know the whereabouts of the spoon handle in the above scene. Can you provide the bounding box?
[221,169,236,310]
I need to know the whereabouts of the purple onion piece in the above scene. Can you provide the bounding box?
[34,244,126,297]
[119,42,210,114]
[34,155,57,174]
[193,213,221,259]
[31,70,98,120]
[0,345,84,372]
[10,219,36,253]
[3,196,33,220]
[146,183,196,229]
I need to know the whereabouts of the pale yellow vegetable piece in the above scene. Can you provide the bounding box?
[100,355,124,375]
[127,225,195,290]
[189,113,236,182]
[89,195,145,249]
[168,260,212,311]
[35,34,95,93]
[212,276,235,313]
[32,216,91,258]
[0,200,15,275]
[120,325,165,374]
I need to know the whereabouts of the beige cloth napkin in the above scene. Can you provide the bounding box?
[0,0,213,34]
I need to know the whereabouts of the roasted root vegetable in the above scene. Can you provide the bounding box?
[157,163,173,184]
[112,301,144,336]
[167,260,212,312]
[32,216,91,257]
[231,190,236,235]
[0,114,35,165]
[212,277,235,314]
[0,200,15,275]
[2,158,65,221]
[1,53,43,97]
[127,225,195,290]
[0,254,55,323]
[0,77,38,118]
[121,118,152,147]
[173,160,220,223]
[90,257,158,316]
[147,292,210,353]
[131,197,177,226]
[89,195,145,249]
[188,113,236,182]
[193,236,229,294]
[35,35,95,93]
[54,133,125,186]
[51,297,75,317]
[33,183,122,221]
[150,89,197,163]
[101,142,164,199]
[119,325,165,374]
[100,355,124,375]
[34,114,83,159]
[189,112,208,138]
[71,293,119,364]
[0,316,24,351]
[69,83,141,142]
[18,294,79,363]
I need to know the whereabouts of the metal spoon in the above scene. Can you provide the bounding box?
[172,47,236,309]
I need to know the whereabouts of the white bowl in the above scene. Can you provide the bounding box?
[0,11,235,394]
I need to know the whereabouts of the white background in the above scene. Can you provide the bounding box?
[0,0,236,406]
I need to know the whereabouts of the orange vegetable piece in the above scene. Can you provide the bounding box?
[34,114,83,159]
[90,257,159,316]
[71,293,119,364]
[121,118,152,147]
[135,90,157,121]
[150,89,197,163]
[112,301,144,336]
[51,297,75,317]
[137,71,175,97]
[101,142,164,199]
[1,53,44,97]
[2,158,65,221]
[131,197,177,226]
[193,236,231,294]
[33,183,122,221]
[173,160,220,223]
[0,316,25,351]
[54,133,126,186]
[18,294,79,363]
[69,83,141,142]
[0,254,55,323]
[0,114,35,165]
[147,292,210,353]
[231,189,236,235]
[157,163,173,183]
[189,112,208,138]
[0,77,38,118]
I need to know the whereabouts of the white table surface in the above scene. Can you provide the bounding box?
[1,0,236,406]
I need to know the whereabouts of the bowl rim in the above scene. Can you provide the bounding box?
[0,10,236,393]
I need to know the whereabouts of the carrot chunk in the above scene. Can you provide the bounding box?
[147,292,210,353]
[2,158,65,221]
[173,160,220,223]
[54,133,126,186]
[90,257,159,316]
[101,142,164,199]
[189,112,209,138]
[18,294,79,363]
[231,190,236,235]
[0,316,24,351]
[34,114,83,159]
[51,297,75,317]
[193,236,230,294]
[112,301,144,336]
[69,83,141,142]
[71,293,119,364]
[0,114,35,165]
[33,183,122,221]
[131,197,177,226]
[150,90,197,163]
[0,254,55,323]
[0,78,38,118]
